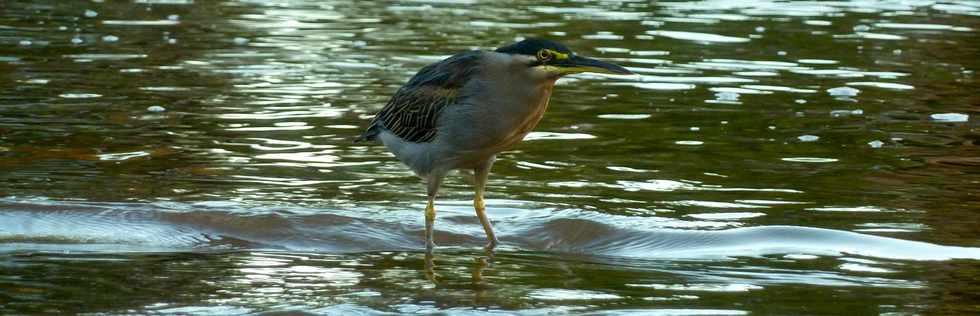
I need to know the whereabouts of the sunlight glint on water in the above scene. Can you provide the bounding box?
[0,0,978,314]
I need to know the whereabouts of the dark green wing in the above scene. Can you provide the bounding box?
[359,51,482,143]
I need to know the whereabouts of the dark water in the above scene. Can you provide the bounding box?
[2,0,979,314]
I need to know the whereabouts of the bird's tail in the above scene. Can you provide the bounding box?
[354,125,379,143]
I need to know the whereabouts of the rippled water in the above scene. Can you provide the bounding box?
[2,0,979,314]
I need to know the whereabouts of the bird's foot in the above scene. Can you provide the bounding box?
[483,238,499,252]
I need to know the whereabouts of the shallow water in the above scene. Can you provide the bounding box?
[1,0,979,314]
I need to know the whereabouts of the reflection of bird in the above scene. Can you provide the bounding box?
[358,38,632,251]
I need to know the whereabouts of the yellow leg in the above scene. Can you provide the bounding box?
[425,197,436,251]
[474,192,497,250]
[422,175,443,283]
[474,158,499,251]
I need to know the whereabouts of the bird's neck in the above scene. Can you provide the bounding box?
[504,79,556,144]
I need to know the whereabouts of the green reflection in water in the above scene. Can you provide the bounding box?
[5,250,976,314]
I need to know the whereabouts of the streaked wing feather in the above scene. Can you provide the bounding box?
[360,51,482,143]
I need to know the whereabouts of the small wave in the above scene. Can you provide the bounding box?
[1,199,978,261]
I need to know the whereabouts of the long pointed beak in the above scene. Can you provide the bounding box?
[562,55,634,75]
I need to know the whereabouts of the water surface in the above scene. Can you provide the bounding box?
[1,0,979,314]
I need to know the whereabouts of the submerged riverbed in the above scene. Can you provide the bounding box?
[1,0,979,314]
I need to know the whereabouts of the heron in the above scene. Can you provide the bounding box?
[358,38,633,251]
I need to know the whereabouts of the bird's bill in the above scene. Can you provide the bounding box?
[556,55,634,75]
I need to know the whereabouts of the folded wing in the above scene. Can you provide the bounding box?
[359,51,482,143]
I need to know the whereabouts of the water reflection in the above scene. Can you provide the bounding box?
[1,248,964,314]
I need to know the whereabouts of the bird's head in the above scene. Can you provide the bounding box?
[495,38,634,78]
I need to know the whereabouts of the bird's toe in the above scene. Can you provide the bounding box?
[483,239,499,251]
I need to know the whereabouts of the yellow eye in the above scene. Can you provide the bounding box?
[536,49,553,62]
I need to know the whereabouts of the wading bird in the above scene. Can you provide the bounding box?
[358,38,632,251]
